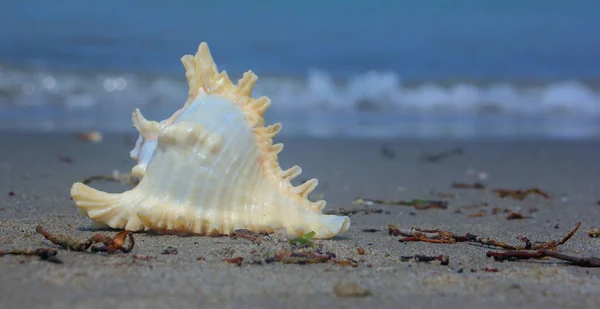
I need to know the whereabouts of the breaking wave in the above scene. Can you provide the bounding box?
[1,66,599,138]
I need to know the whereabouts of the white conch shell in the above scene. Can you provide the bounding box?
[70,42,351,239]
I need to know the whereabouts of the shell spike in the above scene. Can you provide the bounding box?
[281,165,302,182]
[194,42,219,91]
[313,200,326,211]
[70,182,146,231]
[132,108,161,136]
[256,123,282,139]
[270,143,284,155]
[214,71,234,94]
[248,97,271,116]
[295,178,318,199]
[237,71,258,96]
[181,55,199,101]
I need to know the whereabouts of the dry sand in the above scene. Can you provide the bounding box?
[1,133,599,309]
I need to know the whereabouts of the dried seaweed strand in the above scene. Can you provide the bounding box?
[492,188,551,200]
[451,182,486,189]
[467,211,487,218]
[324,208,384,216]
[280,256,330,265]
[450,182,551,200]
[230,229,263,243]
[333,259,359,267]
[487,249,600,267]
[388,222,580,250]
[224,257,244,266]
[36,225,135,254]
[506,212,530,220]
[400,254,449,265]
[354,197,448,210]
[460,203,489,210]
[268,250,336,265]
[0,248,62,263]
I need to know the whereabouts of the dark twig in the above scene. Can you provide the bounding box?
[487,249,600,267]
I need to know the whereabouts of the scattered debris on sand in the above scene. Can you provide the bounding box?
[388,221,599,268]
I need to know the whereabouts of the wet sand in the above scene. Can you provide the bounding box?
[1,133,599,309]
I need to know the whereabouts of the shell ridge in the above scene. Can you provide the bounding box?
[224,132,261,231]
[205,115,244,234]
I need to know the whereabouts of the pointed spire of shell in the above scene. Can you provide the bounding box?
[178,42,325,212]
[132,108,161,137]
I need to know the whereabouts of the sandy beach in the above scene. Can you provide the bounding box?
[1,133,599,309]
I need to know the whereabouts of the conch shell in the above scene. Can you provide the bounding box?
[69,42,350,239]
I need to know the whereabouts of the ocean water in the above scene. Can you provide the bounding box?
[0,0,599,138]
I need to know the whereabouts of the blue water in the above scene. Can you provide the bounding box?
[0,0,599,138]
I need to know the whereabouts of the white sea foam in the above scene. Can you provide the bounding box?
[0,67,599,138]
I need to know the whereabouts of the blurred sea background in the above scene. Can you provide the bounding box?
[0,0,599,139]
